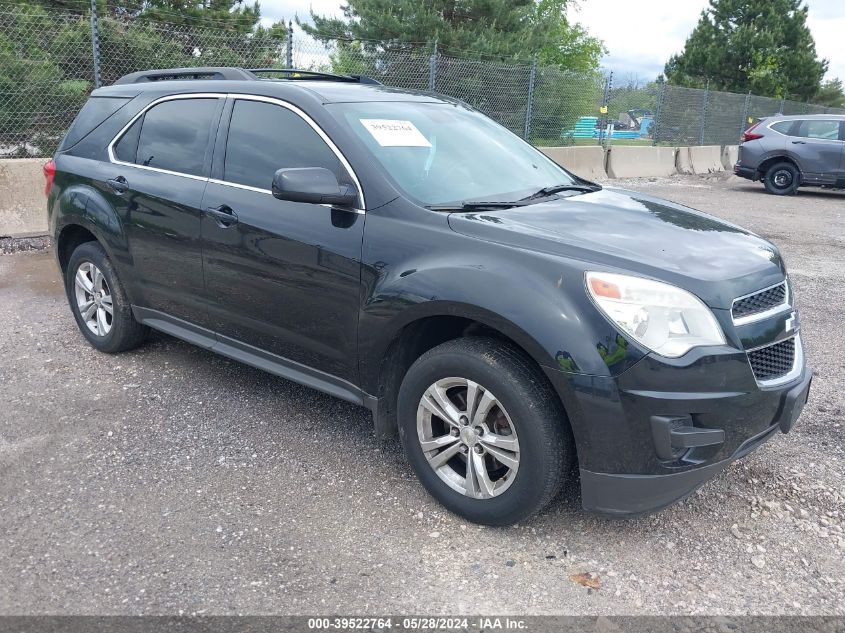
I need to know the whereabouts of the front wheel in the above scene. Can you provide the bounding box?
[763,161,800,195]
[398,338,575,526]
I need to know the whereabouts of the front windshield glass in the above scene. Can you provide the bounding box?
[326,101,576,206]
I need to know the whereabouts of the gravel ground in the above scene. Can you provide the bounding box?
[0,174,843,616]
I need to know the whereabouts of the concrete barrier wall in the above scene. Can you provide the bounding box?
[675,146,727,175]
[675,147,694,175]
[540,146,607,180]
[0,159,48,237]
[605,146,677,179]
[722,145,739,170]
[687,145,724,174]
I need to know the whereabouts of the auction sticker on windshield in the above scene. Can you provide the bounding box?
[360,119,432,147]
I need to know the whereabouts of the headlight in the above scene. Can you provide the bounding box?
[585,271,725,358]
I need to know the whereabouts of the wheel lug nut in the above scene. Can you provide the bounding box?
[473,445,484,454]
[459,444,468,454]
[450,427,459,437]
[460,416,469,426]
[474,426,484,435]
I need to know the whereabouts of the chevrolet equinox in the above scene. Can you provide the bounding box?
[46,67,811,526]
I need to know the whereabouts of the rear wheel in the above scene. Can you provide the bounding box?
[65,241,148,353]
[398,337,574,526]
[763,161,800,195]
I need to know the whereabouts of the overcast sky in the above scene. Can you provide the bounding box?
[259,0,844,83]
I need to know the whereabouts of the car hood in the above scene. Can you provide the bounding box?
[446,187,786,309]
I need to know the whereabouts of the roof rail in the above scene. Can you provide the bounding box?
[112,66,382,86]
[113,67,258,85]
[248,68,382,85]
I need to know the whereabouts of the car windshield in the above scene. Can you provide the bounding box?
[326,101,577,206]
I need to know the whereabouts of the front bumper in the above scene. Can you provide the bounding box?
[580,368,810,516]
[543,343,811,517]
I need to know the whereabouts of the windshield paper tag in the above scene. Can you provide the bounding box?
[360,119,431,147]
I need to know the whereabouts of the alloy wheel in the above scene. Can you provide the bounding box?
[416,377,520,499]
[74,261,113,336]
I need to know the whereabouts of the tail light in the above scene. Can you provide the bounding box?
[43,159,56,196]
[741,122,764,142]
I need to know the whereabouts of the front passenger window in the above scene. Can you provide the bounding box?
[224,100,350,191]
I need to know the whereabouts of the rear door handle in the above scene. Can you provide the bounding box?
[791,140,806,144]
[107,176,128,194]
[206,204,239,227]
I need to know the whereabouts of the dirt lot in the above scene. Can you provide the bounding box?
[0,174,843,615]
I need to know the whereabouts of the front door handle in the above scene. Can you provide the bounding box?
[206,205,239,227]
[107,176,128,194]
[791,140,806,144]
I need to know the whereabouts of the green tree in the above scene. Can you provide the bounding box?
[0,1,286,156]
[665,0,827,100]
[9,0,272,33]
[814,78,845,108]
[534,0,604,72]
[299,0,604,142]
[301,0,602,69]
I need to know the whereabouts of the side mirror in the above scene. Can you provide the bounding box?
[271,167,358,207]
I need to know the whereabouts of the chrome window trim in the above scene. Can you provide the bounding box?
[106,92,366,212]
[221,94,365,211]
[206,177,365,215]
[749,333,804,388]
[731,280,790,326]
[106,92,226,181]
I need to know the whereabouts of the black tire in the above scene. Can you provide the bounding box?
[763,161,800,195]
[397,337,575,526]
[65,241,148,353]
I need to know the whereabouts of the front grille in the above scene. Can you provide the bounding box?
[748,337,795,382]
[732,282,787,321]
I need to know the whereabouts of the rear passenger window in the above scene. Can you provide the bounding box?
[796,119,840,140]
[113,98,219,176]
[224,99,348,190]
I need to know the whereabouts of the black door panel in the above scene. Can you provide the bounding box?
[108,96,224,325]
[122,169,209,323]
[200,97,364,384]
[201,183,364,382]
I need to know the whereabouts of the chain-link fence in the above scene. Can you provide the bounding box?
[3,4,844,158]
[1,4,287,157]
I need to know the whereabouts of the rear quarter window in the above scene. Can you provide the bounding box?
[769,121,795,135]
[59,97,132,151]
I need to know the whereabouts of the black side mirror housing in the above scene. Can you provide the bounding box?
[271,167,358,207]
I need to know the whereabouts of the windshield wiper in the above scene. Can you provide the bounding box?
[519,182,602,201]
[427,200,529,212]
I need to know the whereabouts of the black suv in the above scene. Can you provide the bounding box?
[47,67,811,526]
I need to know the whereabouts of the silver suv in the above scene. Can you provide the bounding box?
[734,114,845,195]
